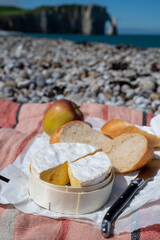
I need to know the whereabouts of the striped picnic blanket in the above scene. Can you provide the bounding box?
[0,99,160,240]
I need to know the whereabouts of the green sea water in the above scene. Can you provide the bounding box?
[24,33,160,48]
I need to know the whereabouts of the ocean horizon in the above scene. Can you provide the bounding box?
[22,33,160,48]
[1,31,160,48]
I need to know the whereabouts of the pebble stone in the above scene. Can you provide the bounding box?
[0,36,160,115]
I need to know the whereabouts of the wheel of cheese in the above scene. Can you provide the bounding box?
[29,168,114,215]
[29,142,114,214]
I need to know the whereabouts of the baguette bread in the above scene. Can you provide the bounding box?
[49,121,112,153]
[49,121,154,173]
[107,133,154,173]
[101,119,160,149]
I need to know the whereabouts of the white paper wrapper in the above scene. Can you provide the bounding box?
[0,115,160,234]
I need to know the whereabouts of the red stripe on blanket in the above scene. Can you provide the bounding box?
[0,128,25,170]
[0,121,42,171]
[81,102,105,120]
[13,211,132,240]
[56,220,70,240]
[146,113,155,127]
[13,213,62,240]
[0,99,19,128]
[140,224,160,240]
[15,103,49,133]
[57,220,131,240]
[103,104,108,121]
[107,105,143,125]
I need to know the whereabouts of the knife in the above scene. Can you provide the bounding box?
[0,175,10,183]
[101,158,160,238]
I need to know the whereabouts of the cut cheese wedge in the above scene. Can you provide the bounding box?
[40,161,69,185]
[68,151,112,187]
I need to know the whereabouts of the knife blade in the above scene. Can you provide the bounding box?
[101,158,160,238]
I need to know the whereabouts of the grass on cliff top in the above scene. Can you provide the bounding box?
[0,6,58,17]
[0,4,87,17]
[0,6,31,17]
[35,4,87,11]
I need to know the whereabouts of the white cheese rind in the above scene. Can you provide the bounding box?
[31,142,98,178]
[68,151,112,187]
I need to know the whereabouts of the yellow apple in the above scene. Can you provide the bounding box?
[42,99,84,135]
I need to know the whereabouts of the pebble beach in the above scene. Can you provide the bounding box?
[0,36,160,114]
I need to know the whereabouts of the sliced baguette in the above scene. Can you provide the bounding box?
[107,133,154,173]
[101,119,160,149]
[49,121,112,153]
[49,121,154,173]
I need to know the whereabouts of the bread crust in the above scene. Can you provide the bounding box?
[131,137,154,172]
[49,128,61,144]
[49,120,112,153]
[49,121,92,144]
[49,121,155,174]
[101,119,160,148]
[107,133,154,173]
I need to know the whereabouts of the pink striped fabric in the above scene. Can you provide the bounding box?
[0,99,159,240]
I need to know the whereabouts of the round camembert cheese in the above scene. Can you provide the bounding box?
[31,142,112,187]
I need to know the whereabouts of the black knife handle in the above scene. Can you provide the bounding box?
[101,178,145,238]
[0,175,10,183]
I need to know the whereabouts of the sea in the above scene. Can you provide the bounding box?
[23,33,160,48]
[1,30,160,48]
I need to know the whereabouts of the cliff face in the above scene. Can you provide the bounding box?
[0,5,117,35]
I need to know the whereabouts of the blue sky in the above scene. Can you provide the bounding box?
[0,0,160,34]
